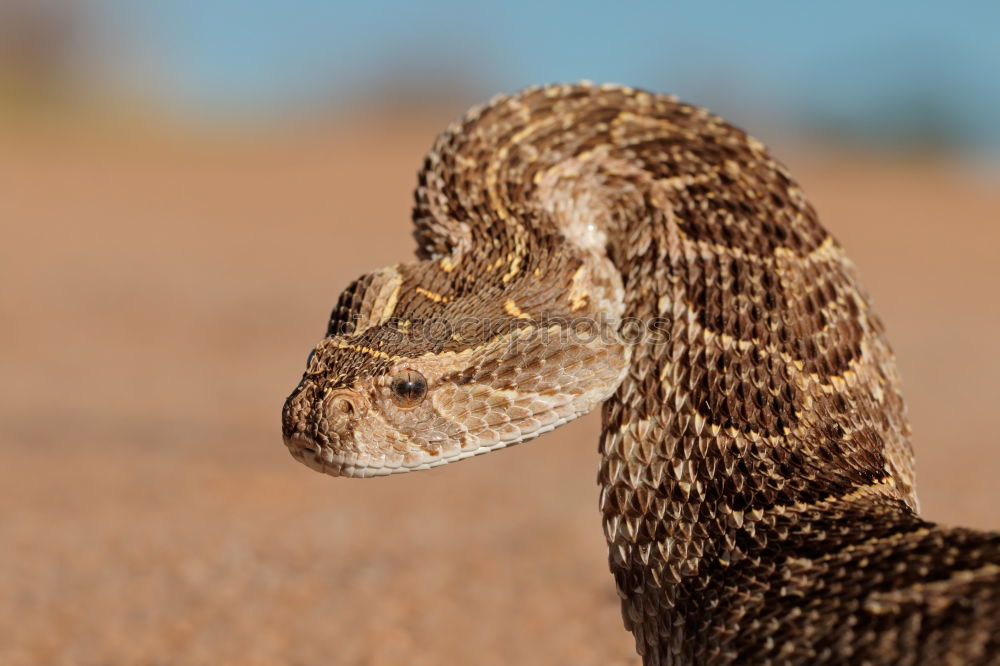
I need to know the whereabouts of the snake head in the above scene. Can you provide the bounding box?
[282,321,630,478]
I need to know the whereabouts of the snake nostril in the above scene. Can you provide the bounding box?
[324,391,361,418]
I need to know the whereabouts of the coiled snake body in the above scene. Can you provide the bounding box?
[282,83,1000,664]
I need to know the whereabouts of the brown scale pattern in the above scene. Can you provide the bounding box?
[295,83,1000,664]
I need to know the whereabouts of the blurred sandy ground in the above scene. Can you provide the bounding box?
[1,9,1000,656]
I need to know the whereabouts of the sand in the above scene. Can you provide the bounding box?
[2,117,999,665]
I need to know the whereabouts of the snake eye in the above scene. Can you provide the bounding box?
[390,369,427,408]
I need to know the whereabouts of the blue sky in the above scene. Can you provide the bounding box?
[97,0,1000,150]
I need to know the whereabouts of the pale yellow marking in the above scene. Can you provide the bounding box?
[380,279,402,321]
[414,286,451,304]
[408,324,556,368]
[509,122,543,148]
[611,111,680,134]
[567,265,590,312]
[454,155,477,170]
[342,267,405,338]
[333,340,402,362]
[657,172,719,191]
[504,299,531,320]
[439,256,457,273]
[773,246,796,261]
[501,251,523,283]
[809,235,839,261]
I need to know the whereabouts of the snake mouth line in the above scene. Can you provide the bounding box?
[282,412,578,478]
[283,434,522,478]
[288,442,421,478]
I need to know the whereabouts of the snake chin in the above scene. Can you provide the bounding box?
[283,408,588,478]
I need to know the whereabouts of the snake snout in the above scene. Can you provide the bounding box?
[282,382,314,440]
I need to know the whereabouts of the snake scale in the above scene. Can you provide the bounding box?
[282,83,1000,664]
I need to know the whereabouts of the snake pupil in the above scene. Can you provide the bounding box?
[390,369,427,408]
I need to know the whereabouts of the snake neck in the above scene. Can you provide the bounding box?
[520,126,919,569]
[579,160,925,657]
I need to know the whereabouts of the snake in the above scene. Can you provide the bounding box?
[281,83,1000,664]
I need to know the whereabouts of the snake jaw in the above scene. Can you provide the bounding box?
[284,401,596,478]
